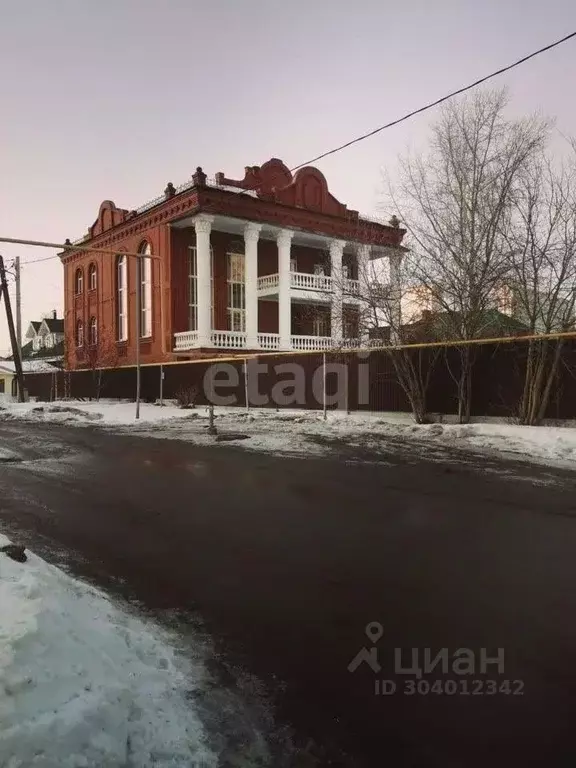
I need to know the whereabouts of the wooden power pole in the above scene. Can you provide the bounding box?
[14,256,21,362]
[0,255,25,401]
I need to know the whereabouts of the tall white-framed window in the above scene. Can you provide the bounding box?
[227,252,245,332]
[343,313,355,339]
[290,258,297,272]
[116,254,128,342]
[88,263,97,291]
[188,246,214,330]
[139,242,152,338]
[89,316,98,346]
[313,313,329,337]
[76,319,84,347]
[75,268,84,295]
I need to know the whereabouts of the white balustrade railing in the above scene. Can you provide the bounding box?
[174,330,199,350]
[257,272,334,293]
[257,274,280,291]
[340,338,361,349]
[258,333,280,350]
[176,329,354,352]
[291,272,332,291]
[344,278,360,295]
[291,335,334,351]
[211,330,246,349]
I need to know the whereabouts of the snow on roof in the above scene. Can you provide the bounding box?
[0,360,58,374]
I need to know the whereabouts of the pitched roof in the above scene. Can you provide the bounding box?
[25,321,41,340]
[19,340,33,357]
[9,340,65,363]
[43,318,64,333]
[26,340,65,360]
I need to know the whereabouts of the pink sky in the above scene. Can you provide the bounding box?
[1,0,575,355]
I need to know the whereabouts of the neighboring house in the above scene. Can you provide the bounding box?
[510,289,576,333]
[19,311,65,367]
[0,360,59,400]
[61,158,407,370]
[368,308,529,347]
[407,308,530,342]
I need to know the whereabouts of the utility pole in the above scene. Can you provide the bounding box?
[14,256,21,363]
[0,256,25,401]
[135,255,141,419]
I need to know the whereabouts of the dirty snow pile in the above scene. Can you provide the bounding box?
[0,401,189,427]
[2,399,576,467]
[408,421,576,464]
[0,534,216,768]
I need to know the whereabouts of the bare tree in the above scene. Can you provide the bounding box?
[84,326,119,401]
[354,247,441,423]
[390,89,550,422]
[503,156,576,424]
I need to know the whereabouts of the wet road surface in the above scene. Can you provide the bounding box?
[1,420,576,766]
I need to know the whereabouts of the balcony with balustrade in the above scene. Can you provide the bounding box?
[173,329,362,352]
[257,270,360,302]
[169,212,400,355]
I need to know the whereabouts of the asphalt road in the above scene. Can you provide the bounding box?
[1,420,576,766]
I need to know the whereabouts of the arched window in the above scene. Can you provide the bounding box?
[88,263,97,291]
[139,242,152,338]
[116,254,128,341]
[89,316,97,345]
[75,268,83,295]
[75,319,84,347]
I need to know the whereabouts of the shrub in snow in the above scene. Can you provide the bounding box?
[175,386,199,409]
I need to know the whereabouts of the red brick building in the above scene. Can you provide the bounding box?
[61,158,406,370]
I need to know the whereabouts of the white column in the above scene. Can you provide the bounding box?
[329,239,345,343]
[244,222,262,349]
[388,248,403,345]
[194,214,214,346]
[357,243,371,346]
[277,229,293,350]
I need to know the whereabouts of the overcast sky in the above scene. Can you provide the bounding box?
[0,0,575,354]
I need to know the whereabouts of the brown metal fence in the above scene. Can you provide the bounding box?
[20,337,576,419]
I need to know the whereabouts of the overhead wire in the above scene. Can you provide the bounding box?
[8,27,576,273]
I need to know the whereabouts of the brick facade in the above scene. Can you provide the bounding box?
[62,158,405,370]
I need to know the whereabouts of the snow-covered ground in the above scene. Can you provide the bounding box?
[2,399,576,468]
[0,533,217,767]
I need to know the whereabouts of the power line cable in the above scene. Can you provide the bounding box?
[14,27,576,269]
[287,30,576,173]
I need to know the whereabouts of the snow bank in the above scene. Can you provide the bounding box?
[0,401,190,426]
[0,534,216,768]
[3,399,576,467]
[411,421,576,464]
